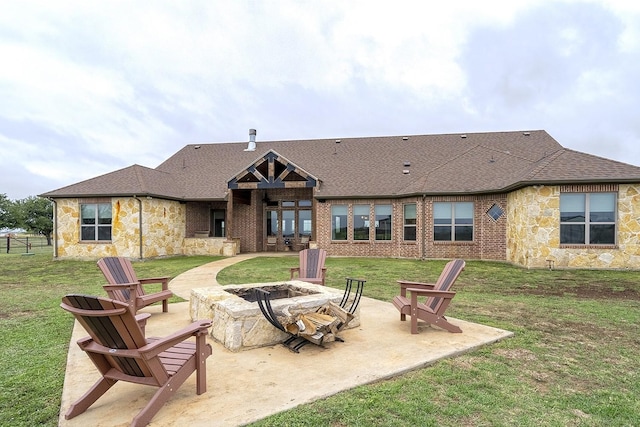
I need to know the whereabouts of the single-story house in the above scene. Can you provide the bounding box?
[41,129,640,269]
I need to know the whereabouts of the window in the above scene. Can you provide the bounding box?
[211,209,225,237]
[282,210,295,238]
[487,203,504,221]
[404,203,417,241]
[331,205,347,240]
[298,210,312,236]
[353,205,370,240]
[560,193,616,244]
[266,210,278,236]
[433,202,473,241]
[80,203,112,241]
[375,205,392,240]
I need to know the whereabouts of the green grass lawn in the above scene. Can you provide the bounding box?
[1,252,639,426]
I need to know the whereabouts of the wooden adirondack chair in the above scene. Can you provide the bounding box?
[60,294,212,427]
[97,257,173,313]
[290,248,327,285]
[392,259,465,334]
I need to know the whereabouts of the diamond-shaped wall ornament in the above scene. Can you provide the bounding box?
[487,204,504,221]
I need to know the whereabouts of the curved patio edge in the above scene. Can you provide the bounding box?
[168,253,296,300]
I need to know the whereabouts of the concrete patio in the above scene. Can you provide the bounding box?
[59,254,514,427]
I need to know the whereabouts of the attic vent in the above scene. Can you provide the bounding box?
[402,169,410,175]
[523,132,531,136]
[403,161,411,167]
[402,136,408,140]
[335,139,341,143]
[460,134,467,138]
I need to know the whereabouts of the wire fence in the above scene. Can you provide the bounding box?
[0,234,52,255]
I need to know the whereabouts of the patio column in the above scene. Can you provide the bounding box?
[226,189,234,240]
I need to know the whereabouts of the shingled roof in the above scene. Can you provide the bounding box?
[41,130,640,200]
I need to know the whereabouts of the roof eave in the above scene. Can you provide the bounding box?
[40,192,186,202]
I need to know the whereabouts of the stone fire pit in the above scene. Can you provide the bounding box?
[190,280,361,352]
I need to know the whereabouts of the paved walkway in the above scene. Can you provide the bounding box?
[59,254,514,427]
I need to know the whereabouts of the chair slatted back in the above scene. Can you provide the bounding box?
[427,259,465,312]
[98,257,145,298]
[61,294,154,378]
[300,249,326,279]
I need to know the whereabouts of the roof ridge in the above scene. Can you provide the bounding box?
[425,144,479,179]
[132,165,148,194]
[524,149,566,180]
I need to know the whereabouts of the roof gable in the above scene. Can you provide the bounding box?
[227,150,318,190]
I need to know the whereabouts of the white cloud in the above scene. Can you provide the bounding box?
[0,0,639,199]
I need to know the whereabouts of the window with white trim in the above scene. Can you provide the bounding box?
[560,193,616,244]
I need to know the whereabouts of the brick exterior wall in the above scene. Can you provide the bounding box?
[185,201,227,237]
[314,195,507,260]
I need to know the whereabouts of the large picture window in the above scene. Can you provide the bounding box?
[80,203,112,241]
[331,205,347,240]
[433,202,473,242]
[560,193,616,244]
[375,205,392,240]
[403,203,417,241]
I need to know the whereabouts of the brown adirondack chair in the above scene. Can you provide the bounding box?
[60,294,212,427]
[392,259,465,334]
[97,257,173,313]
[290,248,327,285]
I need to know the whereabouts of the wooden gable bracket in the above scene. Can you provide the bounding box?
[228,150,318,190]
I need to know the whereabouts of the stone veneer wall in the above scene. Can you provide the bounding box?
[54,197,185,259]
[507,184,640,269]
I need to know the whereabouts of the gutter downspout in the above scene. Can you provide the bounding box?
[48,198,58,258]
[133,196,143,259]
[421,194,427,261]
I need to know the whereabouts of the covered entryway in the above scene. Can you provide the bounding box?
[226,150,319,252]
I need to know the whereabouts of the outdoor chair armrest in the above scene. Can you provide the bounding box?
[103,282,139,289]
[103,282,139,306]
[140,320,213,358]
[408,288,456,304]
[80,320,213,359]
[397,280,435,297]
[135,312,151,334]
[138,277,170,290]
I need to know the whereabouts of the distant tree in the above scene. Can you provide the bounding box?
[14,196,54,245]
[0,193,20,230]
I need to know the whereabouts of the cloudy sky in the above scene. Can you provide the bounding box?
[1,0,639,200]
